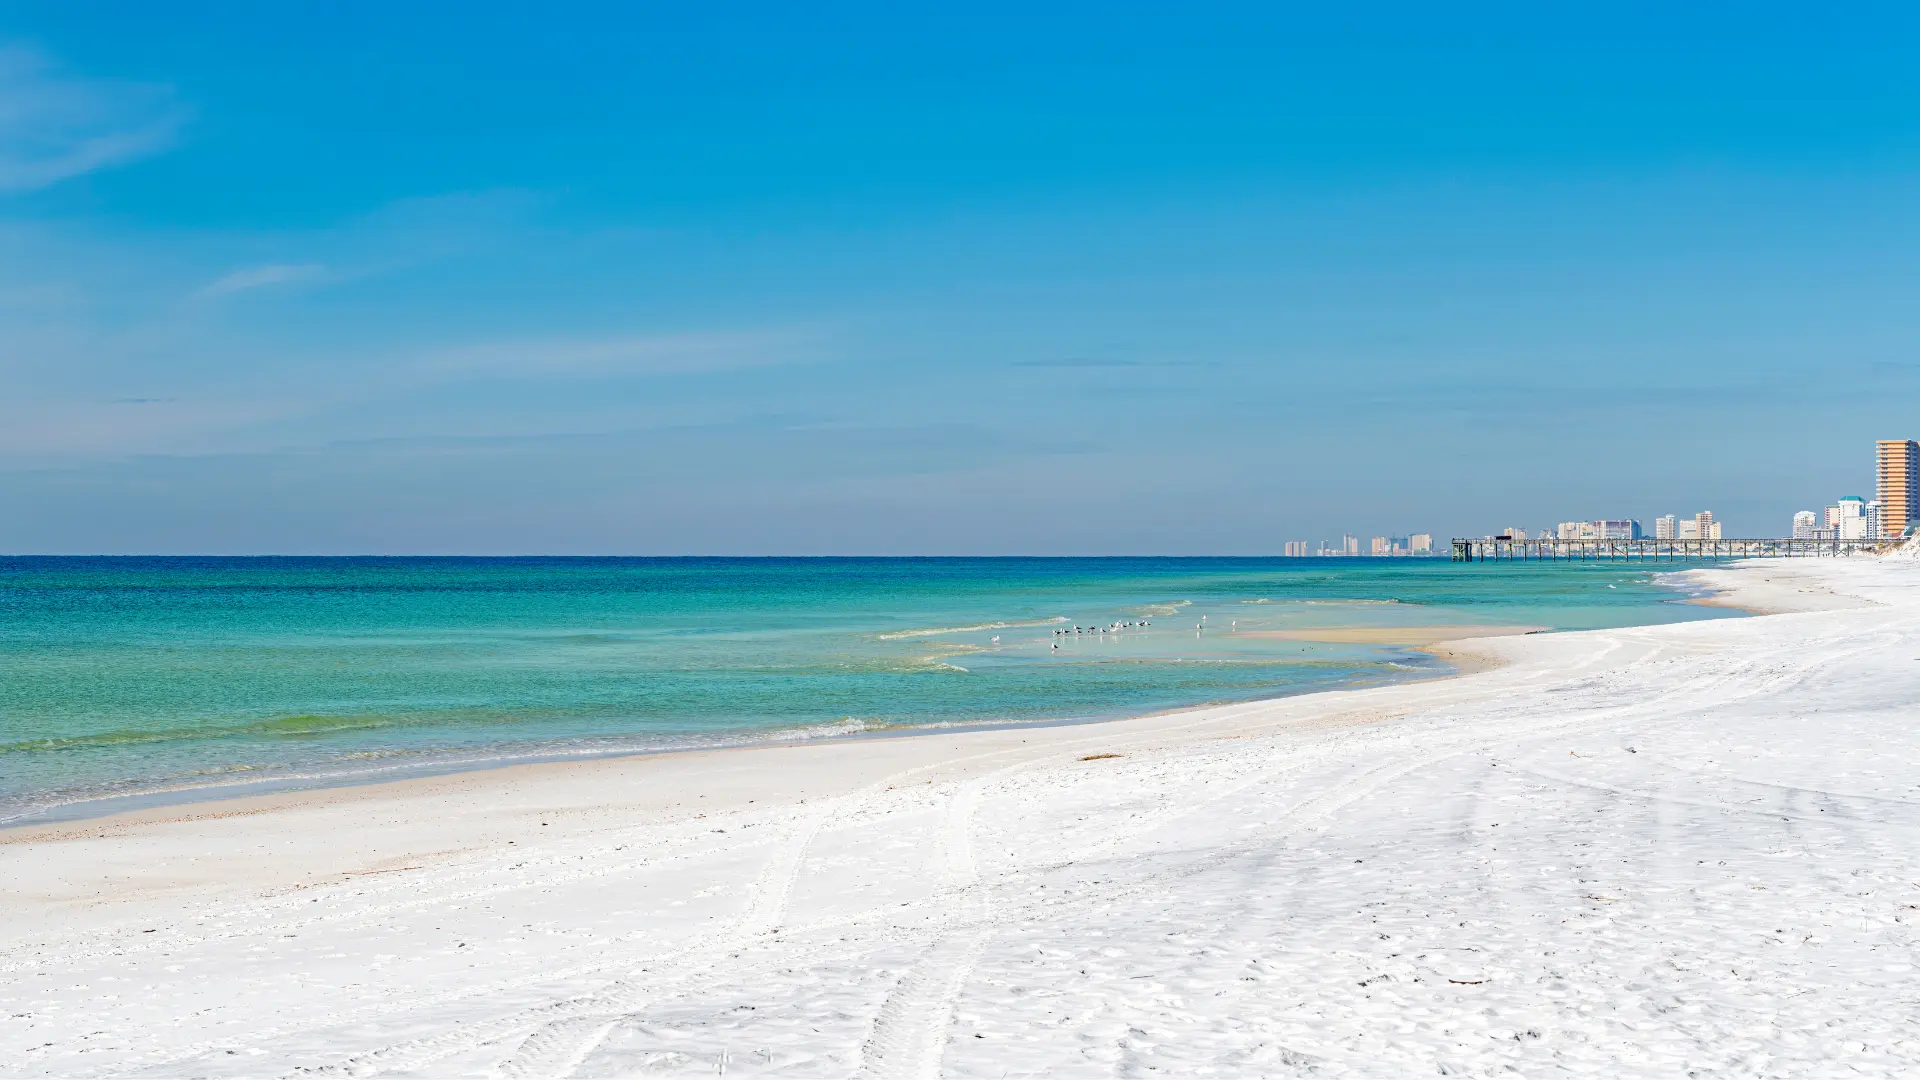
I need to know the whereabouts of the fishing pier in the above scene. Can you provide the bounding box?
[1451,537,1894,562]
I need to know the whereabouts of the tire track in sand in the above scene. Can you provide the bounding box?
[482,693,1358,1080]
[850,772,992,1080]
[314,742,1055,1079]
[349,631,1688,1078]
[839,627,1828,1079]
[112,624,1807,1079]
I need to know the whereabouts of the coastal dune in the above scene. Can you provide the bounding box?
[4,558,1919,1076]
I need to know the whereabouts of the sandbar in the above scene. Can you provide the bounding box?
[1238,623,1549,644]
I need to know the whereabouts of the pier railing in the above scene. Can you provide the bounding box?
[1450,537,1895,562]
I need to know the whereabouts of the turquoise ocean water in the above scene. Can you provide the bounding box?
[0,557,1731,825]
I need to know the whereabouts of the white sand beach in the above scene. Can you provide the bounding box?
[5,556,1920,1077]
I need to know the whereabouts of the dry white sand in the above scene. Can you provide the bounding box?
[4,556,1919,1077]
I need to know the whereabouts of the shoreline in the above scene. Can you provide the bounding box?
[1676,563,1881,614]
[0,637,1544,929]
[2,571,1748,835]
[0,615,1618,833]
[0,564,1732,835]
[8,556,1918,1075]
[0,562,1793,867]
[3,651,1467,836]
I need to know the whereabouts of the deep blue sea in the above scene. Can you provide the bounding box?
[0,557,1730,824]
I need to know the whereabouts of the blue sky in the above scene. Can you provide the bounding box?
[3,2,1918,553]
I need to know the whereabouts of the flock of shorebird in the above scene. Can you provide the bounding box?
[1049,619,1153,649]
[1054,619,1151,636]
[1038,613,1243,649]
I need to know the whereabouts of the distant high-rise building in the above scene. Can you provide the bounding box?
[1654,514,1677,540]
[1792,510,1818,539]
[1409,533,1433,555]
[1835,496,1870,540]
[1502,527,1530,540]
[1557,520,1641,540]
[1694,511,1721,540]
[1867,501,1884,541]
[1877,440,1920,540]
[1677,519,1700,540]
[1370,536,1391,556]
[1341,534,1360,556]
[1283,541,1310,557]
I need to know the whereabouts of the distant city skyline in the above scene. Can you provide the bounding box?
[1188,439,1903,556]
[1461,441,1915,545]
[1210,442,1914,556]
[1275,533,1434,557]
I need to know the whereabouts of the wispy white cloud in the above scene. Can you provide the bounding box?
[0,45,183,192]
[197,263,325,298]
[414,329,824,379]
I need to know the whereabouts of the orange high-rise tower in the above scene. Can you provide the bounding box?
[1876,440,1920,540]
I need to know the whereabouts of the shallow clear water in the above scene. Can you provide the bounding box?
[0,556,1729,823]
